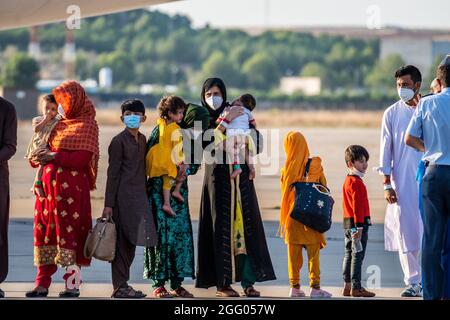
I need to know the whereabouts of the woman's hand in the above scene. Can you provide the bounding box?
[249,164,256,180]
[222,106,244,122]
[34,149,56,164]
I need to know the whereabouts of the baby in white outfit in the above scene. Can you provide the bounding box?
[217,93,256,179]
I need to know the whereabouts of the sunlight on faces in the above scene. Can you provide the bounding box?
[204,86,223,99]
[168,108,185,124]
[396,74,420,91]
[42,101,58,119]
[348,156,368,174]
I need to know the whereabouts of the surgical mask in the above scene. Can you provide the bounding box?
[57,104,65,117]
[123,114,141,129]
[349,167,365,178]
[398,87,415,103]
[206,95,223,109]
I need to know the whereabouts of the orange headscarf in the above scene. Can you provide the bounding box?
[48,80,100,190]
[279,131,326,238]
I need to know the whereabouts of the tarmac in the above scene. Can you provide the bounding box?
[0,219,418,299]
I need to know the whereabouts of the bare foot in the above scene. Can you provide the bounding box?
[230,168,242,179]
[162,204,176,217]
[172,190,184,203]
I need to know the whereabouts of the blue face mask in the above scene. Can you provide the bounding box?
[123,114,141,129]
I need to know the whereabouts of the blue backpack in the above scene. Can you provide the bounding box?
[290,159,334,233]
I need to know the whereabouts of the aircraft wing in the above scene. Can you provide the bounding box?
[0,0,179,30]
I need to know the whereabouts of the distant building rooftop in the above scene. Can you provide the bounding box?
[229,25,450,39]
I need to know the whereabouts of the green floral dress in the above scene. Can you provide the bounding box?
[143,125,198,282]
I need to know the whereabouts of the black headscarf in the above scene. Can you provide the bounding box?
[200,77,229,124]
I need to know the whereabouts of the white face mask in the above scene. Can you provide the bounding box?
[398,87,415,103]
[206,95,223,109]
[57,104,65,117]
[349,167,365,178]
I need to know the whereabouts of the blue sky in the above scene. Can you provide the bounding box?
[152,0,450,29]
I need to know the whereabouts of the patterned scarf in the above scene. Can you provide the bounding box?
[48,80,99,190]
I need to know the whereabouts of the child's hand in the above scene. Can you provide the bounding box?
[351,228,363,239]
[384,188,398,204]
[34,185,45,198]
[102,207,113,220]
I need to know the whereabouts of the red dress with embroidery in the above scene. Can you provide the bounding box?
[34,149,93,267]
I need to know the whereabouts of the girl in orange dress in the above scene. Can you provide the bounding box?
[280,131,332,298]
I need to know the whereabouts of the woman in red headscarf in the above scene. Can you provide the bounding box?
[26,81,99,298]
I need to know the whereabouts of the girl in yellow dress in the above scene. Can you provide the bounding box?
[146,96,187,217]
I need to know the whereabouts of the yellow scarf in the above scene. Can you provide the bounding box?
[279,131,326,238]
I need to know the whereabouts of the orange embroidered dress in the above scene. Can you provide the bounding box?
[33,81,99,267]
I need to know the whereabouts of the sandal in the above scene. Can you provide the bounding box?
[216,286,239,297]
[170,286,194,298]
[112,286,146,299]
[153,286,173,298]
[59,289,80,298]
[243,286,260,298]
[25,287,49,298]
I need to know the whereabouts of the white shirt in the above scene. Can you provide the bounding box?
[378,100,423,253]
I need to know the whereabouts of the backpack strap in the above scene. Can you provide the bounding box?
[304,158,312,178]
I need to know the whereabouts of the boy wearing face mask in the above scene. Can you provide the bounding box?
[342,145,375,297]
[102,99,157,298]
[376,65,424,297]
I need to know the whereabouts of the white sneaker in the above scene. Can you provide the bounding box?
[289,287,306,297]
[310,288,333,298]
[401,283,422,297]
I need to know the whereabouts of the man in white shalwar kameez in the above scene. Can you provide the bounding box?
[377,65,424,297]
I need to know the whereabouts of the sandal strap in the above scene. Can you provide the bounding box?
[244,286,260,296]
[173,287,193,297]
[217,287,239,297]
[153,286,172,297]
[113,286,146,298]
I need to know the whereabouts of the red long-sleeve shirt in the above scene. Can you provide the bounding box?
[342,175,371,228]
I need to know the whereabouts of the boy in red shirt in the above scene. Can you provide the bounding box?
[342,145,375,297]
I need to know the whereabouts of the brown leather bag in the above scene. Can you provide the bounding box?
[84,217,117,262]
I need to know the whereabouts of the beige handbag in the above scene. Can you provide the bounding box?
[84,217,117,262]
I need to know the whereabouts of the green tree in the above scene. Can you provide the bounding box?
[301,62,327,78]
[242,52,280,90]
[96,51,134,88]
[300,62,329,89]
[75,50,97,80]
[1,53,40,89]
[426,54,445,88]
[365,54,405,91]
[198,51,242,87]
